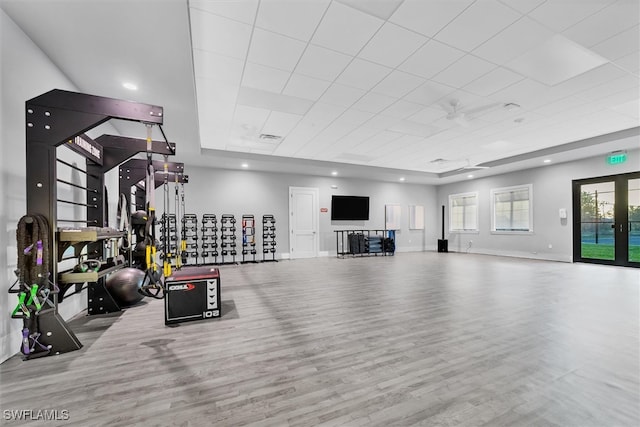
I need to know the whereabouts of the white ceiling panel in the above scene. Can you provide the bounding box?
[358,22,428,68]
[189,0,258,25]
[241,62,291,93]
[336,0,404,20]
[247,28,307,71]
[473,17,555,65]
[352,92,397,113]
[389,0,475,38]
[283,74,331,101]
[578,74,640,102]
[190,8,252,59]
[434,0,520,52]
[551,63,629,98]
[237,87,313,115]
[528,0,615,33]
[408,107,447,125]
[311,1,383,55]
[615,51,640,73]
[506,35,609,86]
[404,80,455,106]
[232,105,272,131]
[335,58,392,90]
[432,55,496,88]
[591,25,640,61]
[372,70,425,98]
[193,49,244,86]
[497,0,546,14]
[398,39,466,79]
[261,111,304,137]
[319,83,367,108]
[563,0,640,47]
[295,44,353,81]
[256,0,330,42]
[388,120,440,137]
[380,100,425,120]
[463,67,524,97]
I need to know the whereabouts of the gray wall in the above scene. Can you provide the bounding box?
[171,166,438,256]
[437,149,640,261]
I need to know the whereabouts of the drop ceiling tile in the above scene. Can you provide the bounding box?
[242,62,291,93]
[434,0,520,52]
[490,78,564,109]
[432,55,496,88]
[193,49,244,86]
[497,0,545,14]
[283,74,331,101]
[505,35,609,86]
[237,87,313,115]
[351,130,403,151]
[256,0,330,41]
[380,100,425,119]
[232,105,271,131]
[473,17,555,65]
[189,0,258,25]
[190,8,252,59]
[261,111,304,137]
[532,95,589,117]
[336,0,404,20]
[352,92,397,113]
[528,0,615,33]
[578,74,640,102]
[372,70,426,98]
[463,67,524,96]
[319,83,366,107]
[311,1,384,55]
[551,63,629,98]
[591,25,640,61]
[563,1,639,47]
[247,28,307,71]
[304,102,349,126]
[614,51,640,73]
[358,22,428,68]
[295,44,353,81]
[403,80,455,106]
[608,99,640,119]
[408,107,447,124]
[398,39,465,79]
[335,58,392,90]
[388,120,440,137]
[389,0,474,38]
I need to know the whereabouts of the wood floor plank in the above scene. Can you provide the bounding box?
[0,252,638,426]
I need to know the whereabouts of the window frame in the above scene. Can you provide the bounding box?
[448,191,479,233]
[490,184,534,234]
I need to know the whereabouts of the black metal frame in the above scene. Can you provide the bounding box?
[21,89,172,357]
[335,229,394,258]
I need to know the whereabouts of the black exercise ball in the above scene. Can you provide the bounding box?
[105,268,146,306]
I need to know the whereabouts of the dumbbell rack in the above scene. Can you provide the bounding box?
[220,214,237,264]
[241,214,258,263]
[159,213,178,266]
[201,214,218,265]
[262,215,277,262]
[181,214,199,265]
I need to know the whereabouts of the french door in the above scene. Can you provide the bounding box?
[572,172,640,267]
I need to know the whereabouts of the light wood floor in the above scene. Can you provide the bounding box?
[1,252,639,426]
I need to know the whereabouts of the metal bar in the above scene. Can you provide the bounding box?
[57,219,97,223]
[158,125,176,155]
[57,199,97,208]
[56,178,98,193]
[56,158,100,178]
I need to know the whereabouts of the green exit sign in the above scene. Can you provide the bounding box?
[607,153,627,165]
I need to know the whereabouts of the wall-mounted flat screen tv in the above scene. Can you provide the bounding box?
[331,195,369,220]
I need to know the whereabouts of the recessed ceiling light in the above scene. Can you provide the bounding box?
[543,159,551,163]
[122,82,138,91]
[467,174,474,179]
[331,171,338,176]
[241,163,249,168]
[399,177,405,182]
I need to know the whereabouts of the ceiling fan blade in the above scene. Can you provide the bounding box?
[463,102,503,117]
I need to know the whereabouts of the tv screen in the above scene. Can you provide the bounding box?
[331,196,369,220]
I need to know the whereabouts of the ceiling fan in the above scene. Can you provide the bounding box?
[442,99,506,127]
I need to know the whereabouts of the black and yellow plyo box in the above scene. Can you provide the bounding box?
[164,266,221,325]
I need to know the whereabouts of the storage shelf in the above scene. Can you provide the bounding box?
[58,263,125,284]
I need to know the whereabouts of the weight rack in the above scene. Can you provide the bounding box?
[159,213,177,267]
[262,215,277,262]
[181,214,199,265]
[220,214,237,264]
[241,214,258,263]
[201,214,218,265]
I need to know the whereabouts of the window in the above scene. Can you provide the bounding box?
[491,184,533,232]
[449,192,478,232]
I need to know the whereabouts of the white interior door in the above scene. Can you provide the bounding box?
[289,187,319,259]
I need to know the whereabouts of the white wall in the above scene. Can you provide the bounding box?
[0,10,119,363]
[168,166,438,257]
[436,148,640,262]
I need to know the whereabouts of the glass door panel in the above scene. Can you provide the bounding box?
[580,181,615,261]
[629,178,640,263]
